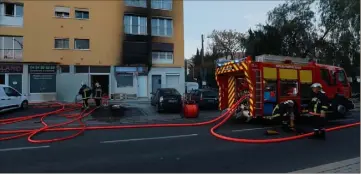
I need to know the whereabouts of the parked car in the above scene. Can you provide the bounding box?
[150,88,182,113]
[188,89,219,109]
[0,84,28,113]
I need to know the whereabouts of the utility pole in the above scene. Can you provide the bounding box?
[200,34,206,88]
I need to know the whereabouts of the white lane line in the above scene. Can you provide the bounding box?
[231,127,274,132]
[100,134,199,144]
[0,145,50,152]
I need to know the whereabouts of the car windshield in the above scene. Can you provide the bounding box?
[161,89,180,95]
[202,90,218,98]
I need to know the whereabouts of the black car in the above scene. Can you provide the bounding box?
[150,88,182,113]
[188,89,219,109]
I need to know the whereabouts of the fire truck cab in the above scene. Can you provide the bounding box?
[215,54,354,120]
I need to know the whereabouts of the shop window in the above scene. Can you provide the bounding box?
[280,81,298,97]
[30,74,56,93]
[116,74,133,87]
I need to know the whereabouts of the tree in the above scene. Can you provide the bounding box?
[207,29,246,59]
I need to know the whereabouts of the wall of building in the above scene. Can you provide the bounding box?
[56,66,90,102]
[148,67,185,98]
[19,1,124,65]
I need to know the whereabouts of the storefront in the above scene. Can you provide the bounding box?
[28,64,57,94]
[0,64,23,93]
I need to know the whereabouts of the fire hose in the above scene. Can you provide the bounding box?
[0,95,359,144]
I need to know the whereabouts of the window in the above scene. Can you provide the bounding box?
[74,39,90,50]
[54,6,70,18]
[3,87,20,96]
[30,74,57,93]
[116,74,133,87]
[151,18,173,37]
[54,38,69,49]
[337,71,348,85]
[152,51,173,64]
[0,36,23,61]
[151,0,172,10]
[280,81,298,97]
[75,9,89,19]
[320,69,330,84]
[3,3,23,17]
[75,65,89,73]
[124,0,147,8]
[60,65,70,73]
[124,15,147,35]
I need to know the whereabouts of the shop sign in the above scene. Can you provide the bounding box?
[0,64,23,73]
[28,64,57,73]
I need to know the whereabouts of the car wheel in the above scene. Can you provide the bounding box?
[21,100,29,110]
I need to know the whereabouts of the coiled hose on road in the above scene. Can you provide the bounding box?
[0,96,359,144]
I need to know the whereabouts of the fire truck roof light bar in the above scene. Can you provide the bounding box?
[255,54,310,64]
[216,57,247,67]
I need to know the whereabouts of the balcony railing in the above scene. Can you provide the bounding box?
[0,49,23,61]
[0,15,23,27]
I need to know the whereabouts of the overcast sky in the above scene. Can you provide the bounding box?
[183,1,284,59]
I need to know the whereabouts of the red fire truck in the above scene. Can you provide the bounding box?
[215,54,355,120]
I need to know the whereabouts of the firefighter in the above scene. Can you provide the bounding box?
[94,82,102,108]
[309,83,329,139]
[78,82,92,109]
[265,100,297,135]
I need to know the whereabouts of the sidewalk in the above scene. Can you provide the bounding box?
[292,157,360,173]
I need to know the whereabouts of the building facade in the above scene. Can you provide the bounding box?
[0,0,185,102]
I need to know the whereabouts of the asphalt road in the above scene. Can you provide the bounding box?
[0,109,360,173]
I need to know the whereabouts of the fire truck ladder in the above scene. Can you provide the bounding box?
[254,69,263,117]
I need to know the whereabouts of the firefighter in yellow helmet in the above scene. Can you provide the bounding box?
[93,82,103,108]
[309,83,329,139]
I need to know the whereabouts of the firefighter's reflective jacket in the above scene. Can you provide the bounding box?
[78,85,92,99]
[271,102,294,118]
[309,91,329,114]
[94,86,102,99]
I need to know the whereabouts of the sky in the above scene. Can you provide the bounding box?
[183,1,284,60]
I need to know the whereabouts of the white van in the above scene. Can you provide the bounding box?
[0,84,28,112]
[185,82,199,93]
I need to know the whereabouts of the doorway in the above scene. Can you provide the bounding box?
[152,75,161,93]
[0,74,4,84]
[8,74,22,93]
[137,75,147,97]
[91,75,109,96]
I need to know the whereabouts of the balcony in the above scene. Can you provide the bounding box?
[0,15,23,27]
[0,49,23,62]
[0,3,24,27]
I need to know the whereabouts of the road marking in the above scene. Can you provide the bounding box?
[100,134,199,144]
[0,145,50,152]
[231,127,274,132]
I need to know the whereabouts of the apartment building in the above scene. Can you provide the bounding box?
[0,0,184,102]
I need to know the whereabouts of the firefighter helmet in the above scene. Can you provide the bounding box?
[284,100,294,107]
[310,83,322,88]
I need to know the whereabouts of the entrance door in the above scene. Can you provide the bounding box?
[8,74,22,93]
[152,75,161,93]
[91,75,109,96]
[137,76,147,97]
[0,74,4,84]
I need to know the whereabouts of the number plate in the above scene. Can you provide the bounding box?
[208,100,214,103]
[168,100,177,103]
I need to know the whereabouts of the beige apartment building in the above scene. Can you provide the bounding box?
[0,0,185,102]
